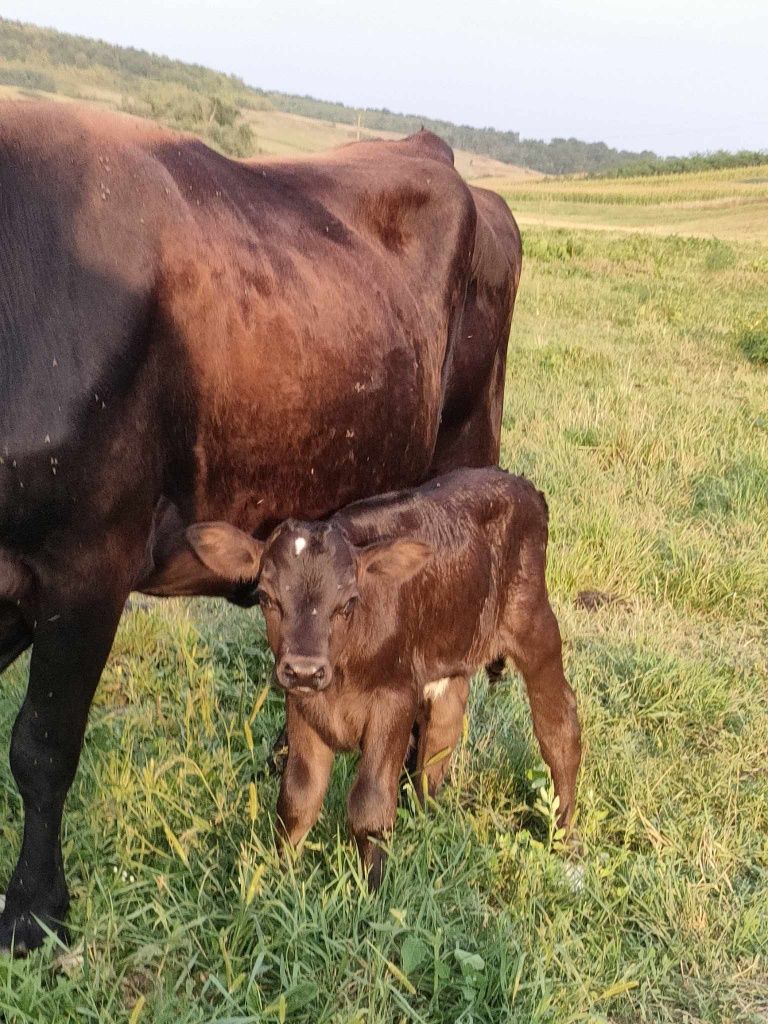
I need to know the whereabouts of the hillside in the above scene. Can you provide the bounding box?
[0,18,540,181]
[238,108,540,182]
[0,79,539,185]
[0,16,648,175]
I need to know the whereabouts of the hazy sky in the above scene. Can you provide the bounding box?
[5,0,767,155]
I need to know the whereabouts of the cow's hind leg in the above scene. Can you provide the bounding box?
[506,601,581,830]
[0,570,132,954]
[415,676,469,800]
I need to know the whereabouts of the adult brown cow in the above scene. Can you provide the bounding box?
[0,102,521,952]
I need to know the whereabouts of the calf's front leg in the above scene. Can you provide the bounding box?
[276,702,334,850]
[347,690,415,891]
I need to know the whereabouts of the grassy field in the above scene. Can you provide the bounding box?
[483,165,768,242]
[1,170,767,1023]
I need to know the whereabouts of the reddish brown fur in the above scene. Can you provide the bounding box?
[183,468,581,887]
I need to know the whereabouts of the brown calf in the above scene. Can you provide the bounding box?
[183,467,581,888]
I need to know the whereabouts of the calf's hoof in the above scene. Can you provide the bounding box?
[0,894,69,956]
[356,841,386,892]
[367,852,385,893]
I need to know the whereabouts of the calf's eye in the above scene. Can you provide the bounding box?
[257,590,275,610]
[340,598,357,618]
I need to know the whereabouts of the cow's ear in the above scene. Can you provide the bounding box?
[356,539,433,583]
[185,523,265,582]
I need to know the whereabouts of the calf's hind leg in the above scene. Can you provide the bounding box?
[507,600,581,829]
[415,675,469,800]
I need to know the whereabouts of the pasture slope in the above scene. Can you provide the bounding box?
[0,165,767,1021]
[487,164,768,242]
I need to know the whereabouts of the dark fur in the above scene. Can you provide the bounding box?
[0,103,521,950]
[183,468,581,888]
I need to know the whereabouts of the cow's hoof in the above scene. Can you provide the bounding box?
[0,896,68,956]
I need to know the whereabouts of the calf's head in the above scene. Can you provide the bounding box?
[184,520,432,693]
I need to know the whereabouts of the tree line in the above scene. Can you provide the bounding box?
[593,150,768,178]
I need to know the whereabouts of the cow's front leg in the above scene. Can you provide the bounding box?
[0,588,128,955]
[276,702,334,851]
[348,688,415,891]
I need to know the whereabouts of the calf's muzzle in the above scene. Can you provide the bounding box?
[277,654,332,693]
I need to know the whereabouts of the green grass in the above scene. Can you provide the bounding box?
[737,319,768,366]
[1,219,767,1021]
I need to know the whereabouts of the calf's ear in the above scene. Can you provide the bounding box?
[185,522,265,582]
[356,539,433,583]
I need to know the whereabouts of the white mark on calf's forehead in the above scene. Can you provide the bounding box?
[294,537,307,555]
